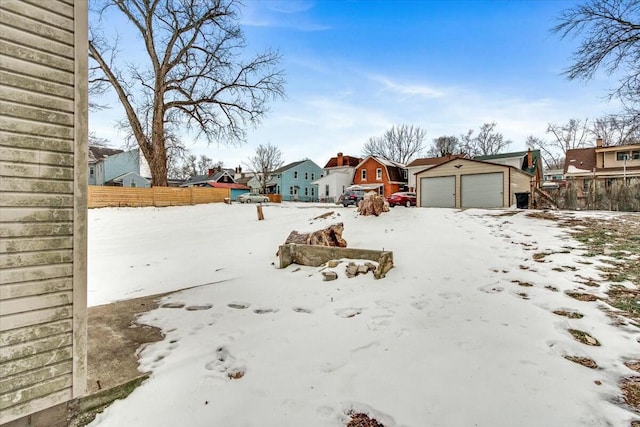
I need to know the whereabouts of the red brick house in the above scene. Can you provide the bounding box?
[351,156,408,198]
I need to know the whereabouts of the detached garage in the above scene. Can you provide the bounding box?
[415,158,533,208]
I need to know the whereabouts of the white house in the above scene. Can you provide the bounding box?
[312,152,361,203]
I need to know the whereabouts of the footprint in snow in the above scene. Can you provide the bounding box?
[228,302,251,310]
[335,308,362,318]
[185,304,213,311]
[253,307,279,314]
[292,307,312,314]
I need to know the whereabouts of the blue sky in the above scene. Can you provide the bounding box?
[90,0,622,169]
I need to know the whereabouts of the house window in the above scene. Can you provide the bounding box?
[361,169,367,181]
[325,185,329,196]
[403,169,408,179]
[130,181,136,188]
[311,187,315,196]
[378,186,384,196]
[305,172,308,180]
[617,151,630,161]
[290,186,294,195]
[311,173,315,180]
[304,187,308,196]
[583,179,591,191]
[294,171,298,179]
[376,168,382,180]
[89,166,94,177]
[633,151,640,160]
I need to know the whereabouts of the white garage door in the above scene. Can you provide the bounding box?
[420,176,455,208]
[461,173,503,208]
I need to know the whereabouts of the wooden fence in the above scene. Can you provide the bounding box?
[88,186,230,208]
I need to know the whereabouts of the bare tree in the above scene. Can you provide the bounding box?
[590,114,640,145]
[547,118,591,152]
[553,0,640,115]
[246,143,284,194]
[89,0,285,186]
[176,154,223,179]
[526,135,565,170]
[362,124,426,164]
[460,122,511,157]
[427,135,460,157]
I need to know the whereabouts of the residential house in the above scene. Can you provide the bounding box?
[88,146,151,188]
[564,138,640,197]
[180,167,250,200]
[415,157,532,208]
[312,152,361,202]
[474,149,543,187]
[0,0,89,424]
[351,156,408,198]
[271,159,324,202]
[542,168,565,188]
[405,154,466,191]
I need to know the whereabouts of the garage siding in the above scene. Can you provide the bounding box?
[0,0,87,423]
[415,159,533,208]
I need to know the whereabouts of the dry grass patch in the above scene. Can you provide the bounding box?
[563,355,598,369]
[553,310,584,319]
[568,329,600,346]
[620,376,640,414]
[347,413,385,427]
[512,280,533,287]
[565,291,599,302]
[545,285,559,292]
[625,361,640,373]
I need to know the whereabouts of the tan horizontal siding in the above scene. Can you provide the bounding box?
[0,222,73,238]
[0,304,72,332]
[0,373,72,410]
[1,177,74,194]
[0,345,72,378]
[0,361,72,395]
[1,236,74,253]
[2,102,74,127]
[0,388,71,422]
[0,264,72,286]
[0,249,73,269]
[0,70,74,100]
[0,192,74,208]
[0,319,72,347]
[0,146,74,165]
[0,8,73,46]
[0,116,74,140]
[0,40,73,73]
[1,0,73,29]
[0,207,73,222]
[0,84,74,113]
[0,24,73,59]
[0,331,72,363]
[0,161,74,180]
[0,55,73,86]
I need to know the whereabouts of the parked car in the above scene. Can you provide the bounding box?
[237,193,269,203]
[387,191,417,207]
[341,189,366,207]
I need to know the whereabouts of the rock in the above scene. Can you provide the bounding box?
[322,271,338,281]
[357,265,369,274]
[345,262,359,278]
[327,259,341,268]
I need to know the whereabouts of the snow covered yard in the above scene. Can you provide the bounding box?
[87,203,639,427]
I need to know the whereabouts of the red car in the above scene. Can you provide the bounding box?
[387,192,417,207]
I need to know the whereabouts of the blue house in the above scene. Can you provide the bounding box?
[270,159,323,202]
[88,146,151,188]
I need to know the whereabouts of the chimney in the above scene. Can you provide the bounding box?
[596,137,603,148]
[238,166,242,174]
[527,149,533,169]
[337,152,344,167]
[208,168,215,177]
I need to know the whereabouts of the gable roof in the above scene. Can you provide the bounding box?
[564,147,596,175]
[406,154,465,168]
[355,156,407,183]
[89,146,124,163]
[474,149,541,175]
[414,157,532,177]
[324,154,362,168]
[272,160,305,174]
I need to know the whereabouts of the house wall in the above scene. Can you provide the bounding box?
[279,160,323,202]
[103,150,141,183]
[315,167,354,202]
[353,159,403,198]
[119,172,151,188]
[415,160,532,208]
[599,147,640,169]
[407,165,433,190]
[0,0,88,424]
